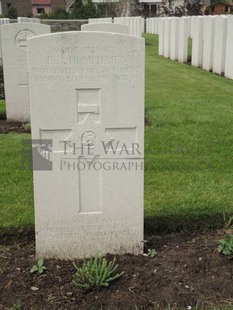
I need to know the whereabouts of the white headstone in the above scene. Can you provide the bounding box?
[158,18,165,56]
[170,17,179,61]
[164,17,172,58]
[141,17,145,34]
[190,16,196,39]
[178,17,189,63]
[89,18,112,24]
[81,23,130,35]
[187,16,192,38]
[18,17,41,23]
[191,16,204,67]
[28,31,145,259]
[0,18,9,63]
[1,23,51,121]
[213,15,228,75]
[150,18,153,34]
[114,17,142,37]
[146,18,152,34]
[202,16,216,72]
[114,17,124,26]
[153,18,158,35]
[225,16,233,79]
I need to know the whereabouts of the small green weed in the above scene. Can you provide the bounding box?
[30,258,47,274]
[13,300,24,310]
[218,235,233,256]
[22,122,31,133]
[147,248,157,257]
[73,256,124,291]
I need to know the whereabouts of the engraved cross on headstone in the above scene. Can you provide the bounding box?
[39,88,137,214]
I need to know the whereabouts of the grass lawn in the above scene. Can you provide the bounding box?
[0,134,34,231]
[145,34,233,232]
[1,34,233,233]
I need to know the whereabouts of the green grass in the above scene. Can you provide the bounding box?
[144,34,233,232]
[0,99,6,119]
[1,34,233,233]
[0,134,34,231]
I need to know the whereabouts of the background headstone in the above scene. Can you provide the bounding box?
[114,17,143,37]
[146,18,151,34]
[81,23,130,35]
[18,17,41,23]
[1,23,50,121]
[191,16,204,67]
[178,17,189,63]
[89,18,112,24]
[158,18,165,56]
[28,31,145,259]
[213,15,227,75]
[0,18,9,63]
[170,17,179,61]
[202,16,216,71]
[225,16,233,79]
[163,17,171,58]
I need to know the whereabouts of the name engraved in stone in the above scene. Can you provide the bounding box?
[32,66,139,83]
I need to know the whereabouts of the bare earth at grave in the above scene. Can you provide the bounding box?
[0,121,30,134]
[1,230,233,309]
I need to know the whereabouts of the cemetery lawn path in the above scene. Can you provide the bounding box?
[1,229,233,309]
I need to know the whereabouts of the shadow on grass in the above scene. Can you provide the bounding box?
[0,109,6,120]
[145,212,225,235]
[0,225,35,245]
[0,111,6,120]
[0,99,6,120]
[0,213,227,244]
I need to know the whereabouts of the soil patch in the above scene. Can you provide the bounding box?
[0,120,30,134]
[1,230,233,309]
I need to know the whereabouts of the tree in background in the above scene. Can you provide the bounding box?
[72,0,97,19]
[7,6,17,19]
[72,0,83,18]
[82,0,97,19]
[50,7,70,19]
[182,0,205,15]
[105,0,143,17]
[160,0,204,16]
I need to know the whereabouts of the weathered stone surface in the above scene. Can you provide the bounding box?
[225,16,233,79]
[213,15,227,75]
[1,22,50,121]
[202,16,216,72]
[28,31,145,259]
[81,22,129,34]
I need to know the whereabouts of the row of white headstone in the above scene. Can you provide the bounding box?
[1,19,145,259]
[0,17,40,62]
[89,16,144,37]
[0,19,141,122]
[0,20,50,122]
[149,15,233,80]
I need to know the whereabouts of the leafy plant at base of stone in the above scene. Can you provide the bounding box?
[218,235,233,256]
[147,248,157,257]
[22,122,31,133]
[30,258,47,274]
[73,256,124,291]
